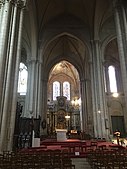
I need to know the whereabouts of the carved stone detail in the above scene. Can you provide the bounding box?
[0,0,27,7]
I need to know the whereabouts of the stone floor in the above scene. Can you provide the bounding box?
[72,158,91,169]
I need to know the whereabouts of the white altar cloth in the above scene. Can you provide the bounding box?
[56,129,67,141]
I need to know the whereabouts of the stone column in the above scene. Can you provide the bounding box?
[24,60,31,117]
[40,74,48,135]
[27,59,36,117]
[33,61,39,118]
[91,40,109,139]
[91,40,102,138]
[113,0,127,128]
[0,0,12,125]
[0,3,18,152]
[7,2,26,150]
[0,0,27,151]
[33,60,43,119]
[0,2,4,25]
[80,79,88,132]
[105,66,110,93]
[90,61,98,138]
[121,3,127,47]
[37,61,42,118]
[97,41,109,139]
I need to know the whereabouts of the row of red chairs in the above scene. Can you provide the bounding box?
[0,150,75,169]
[87,147,127,169]
[20,140,125,158]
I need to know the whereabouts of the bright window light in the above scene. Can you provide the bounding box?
[53,81,60,100]
[108,65,118,93]
[18,63,28,95]
[63,81,70,100]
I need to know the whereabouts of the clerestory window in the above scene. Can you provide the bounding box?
[18,62,28,95]
[108,65,117,93]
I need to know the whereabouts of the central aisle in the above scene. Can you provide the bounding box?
[72,158,91,169]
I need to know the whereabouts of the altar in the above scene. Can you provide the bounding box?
[56,129,67,141]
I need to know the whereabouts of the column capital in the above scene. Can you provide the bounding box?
[0,0,27,7]
[27,58,37,64]
[13,0,27,8]
[90,39,101,48]
[0,0,4,4]
[0,0,14,4]
[0,0,5,5]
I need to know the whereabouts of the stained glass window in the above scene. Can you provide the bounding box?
[53,81,60,100]
[63,81,70,100]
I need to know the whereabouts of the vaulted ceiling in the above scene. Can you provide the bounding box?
[34,0,113,36]
[23,0,118,80]
[25,0,115,54]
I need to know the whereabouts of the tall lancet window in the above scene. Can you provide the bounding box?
[53,81,60,100]
[108,65,117,93]
[63,81,70,100]
[18,62,28,95]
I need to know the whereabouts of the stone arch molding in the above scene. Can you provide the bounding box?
[41,32,91,81]
[101,36,118,62]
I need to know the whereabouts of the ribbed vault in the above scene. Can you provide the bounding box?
[42,34,89,81]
